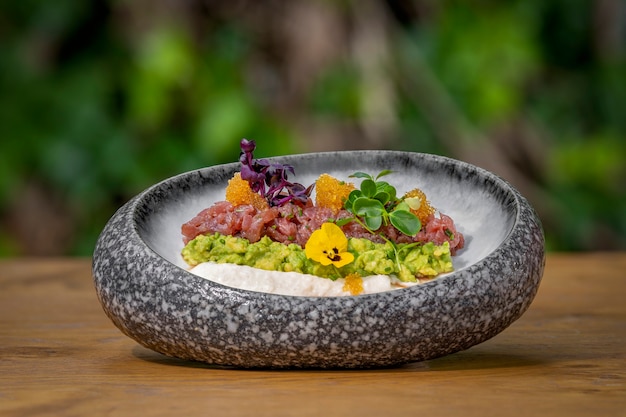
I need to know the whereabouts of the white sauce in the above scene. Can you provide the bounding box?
[189,262,417,297]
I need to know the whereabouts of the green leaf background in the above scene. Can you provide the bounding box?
[0,0,624,255]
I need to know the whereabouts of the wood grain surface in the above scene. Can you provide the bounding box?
[1,254,625,417]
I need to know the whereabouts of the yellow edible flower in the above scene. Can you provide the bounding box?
[304,222,355,268]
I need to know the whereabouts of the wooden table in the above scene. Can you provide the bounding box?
[1,254,625,417]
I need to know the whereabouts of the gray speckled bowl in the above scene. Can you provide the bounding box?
[92,151,544,369]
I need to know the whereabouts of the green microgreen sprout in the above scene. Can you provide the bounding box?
[341,170,423,275]
[343,170,421,236]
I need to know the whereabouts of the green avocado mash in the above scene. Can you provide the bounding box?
[182,233,454,282]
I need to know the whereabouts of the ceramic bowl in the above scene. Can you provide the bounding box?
[92,150,545,369]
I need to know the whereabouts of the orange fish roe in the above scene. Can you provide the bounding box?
[342,273,364,295]
[315,174,355,212]
[404,188,435,225]
[225,173,269,210]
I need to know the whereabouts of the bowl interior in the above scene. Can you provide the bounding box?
[134,151,517,276]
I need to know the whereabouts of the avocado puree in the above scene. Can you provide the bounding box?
[182,233,454,282]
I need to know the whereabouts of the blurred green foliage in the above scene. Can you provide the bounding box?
[0,0,624,256]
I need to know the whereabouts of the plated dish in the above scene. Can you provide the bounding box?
[180,140,465,296]
[92,148,545,368]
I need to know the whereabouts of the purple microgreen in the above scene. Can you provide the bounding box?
[240,138,256,153]
[238,138,314,207]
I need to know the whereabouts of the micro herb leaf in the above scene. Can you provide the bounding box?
[375,170,394,180]
[395,201,411,212]
[353,197,385,218]
[334,217,354,227]
[345,189,360,210]
[364,215,383,231]
[389,210,421,236]
[376,181,396,201]
[373,191,390,205]
[360,179,377,198]
[349,172,373,180]
[352,197,385,231]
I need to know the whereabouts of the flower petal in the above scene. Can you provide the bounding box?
[320,223,348,251]
[305,222,355,269]
[332,251,354,268]
[304,229,328,262]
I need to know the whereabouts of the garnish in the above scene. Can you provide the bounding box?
[225,172,269,210]
[338,170,428,276]
[315,174,355,213]
[239,139,314,207]
[182,140,464,293]
[304,222,355,268]
[343,171,421,236]
[403,188,435,225]
[342,273,364,295]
